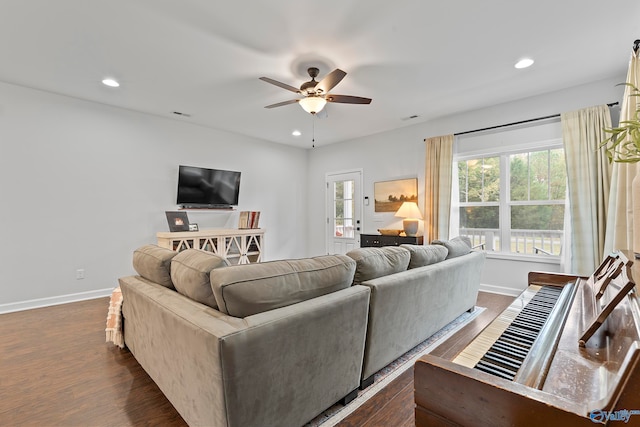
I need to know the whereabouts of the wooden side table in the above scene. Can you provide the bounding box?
[360,234,423,247]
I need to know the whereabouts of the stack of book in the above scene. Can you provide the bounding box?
[238,211,260,229]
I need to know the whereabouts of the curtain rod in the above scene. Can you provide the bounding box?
[454,102,619,137]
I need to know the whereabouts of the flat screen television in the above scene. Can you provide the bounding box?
[177,165,241,208]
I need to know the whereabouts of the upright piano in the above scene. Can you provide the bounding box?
[414,251,640,426]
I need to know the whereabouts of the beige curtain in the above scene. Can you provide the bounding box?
[424,135,454,242]
[604,48,640,254]
[561,105,612,275]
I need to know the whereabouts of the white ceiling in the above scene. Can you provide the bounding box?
[1,0,638,147]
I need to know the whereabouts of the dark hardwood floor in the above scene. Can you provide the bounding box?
[0,292,513,427]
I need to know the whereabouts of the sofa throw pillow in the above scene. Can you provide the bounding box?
[346,246,410,285]
[133,244,178,289]
[432,236,472,259]
[210,255,356,317]
[400,244,448,269]
[171,249,229,309]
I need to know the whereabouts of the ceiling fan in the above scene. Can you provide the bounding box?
[259,67,372,115]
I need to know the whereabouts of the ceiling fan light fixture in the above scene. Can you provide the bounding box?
[299,96,327,114]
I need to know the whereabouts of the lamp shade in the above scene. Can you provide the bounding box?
[394,201,423,219]
[299,96,327,114]
[395,201,422,237]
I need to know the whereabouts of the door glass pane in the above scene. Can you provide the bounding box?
[343,218,354,238]
[333,180,355,238]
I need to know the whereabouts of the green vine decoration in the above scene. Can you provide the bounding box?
[601,83,640,163]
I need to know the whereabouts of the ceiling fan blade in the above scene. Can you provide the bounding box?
[315,69,347,94]
[259,77,300,93]
[326,94,372,104]
[264,99,299,109]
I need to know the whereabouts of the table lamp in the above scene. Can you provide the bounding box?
[395,201,423,237]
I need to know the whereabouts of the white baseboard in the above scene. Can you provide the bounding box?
[479,283,522,297]
[0,288,114,314]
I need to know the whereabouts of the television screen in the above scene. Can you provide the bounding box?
[177,165,241,208]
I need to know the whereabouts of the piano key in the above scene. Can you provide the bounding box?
[511,319,543,331]
[475,360,517,380]
[491,341,529,359]
[484,350,524,370]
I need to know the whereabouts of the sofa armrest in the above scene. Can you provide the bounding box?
[120,276,244,427]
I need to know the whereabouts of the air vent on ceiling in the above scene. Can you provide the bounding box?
[172,111,191,117]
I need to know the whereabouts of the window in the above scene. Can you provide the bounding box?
[457,147,566,256]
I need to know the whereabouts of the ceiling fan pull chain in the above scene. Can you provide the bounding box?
[312,115,316,148]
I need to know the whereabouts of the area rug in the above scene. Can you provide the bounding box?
[305,306,485,426]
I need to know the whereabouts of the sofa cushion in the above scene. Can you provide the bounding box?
[132,244,177,288]
[400,244,449,268]
[171,249,229,308]
[210,255,356,317]
[346,246,410,285]
[432,236,472,259]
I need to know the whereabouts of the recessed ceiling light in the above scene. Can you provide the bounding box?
[515,58,534,69]
[292,130,302,136]
[102,78,120,87]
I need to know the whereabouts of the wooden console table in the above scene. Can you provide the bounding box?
[157,228,264,265]
[360,233,423,247]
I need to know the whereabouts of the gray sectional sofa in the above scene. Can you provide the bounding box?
[347,241,486,387]
[118,237,485,427]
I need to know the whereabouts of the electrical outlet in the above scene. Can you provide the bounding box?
[76,269,85,280]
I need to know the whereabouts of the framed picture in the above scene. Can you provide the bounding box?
[189,223,199,232]
[374,178,418,212]
[165,211,190,232]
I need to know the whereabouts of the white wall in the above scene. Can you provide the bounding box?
[308,76,626,295]
[0,74,627,310]
[0,81,308,312]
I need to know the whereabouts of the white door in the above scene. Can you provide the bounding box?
[326,170,362,254]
